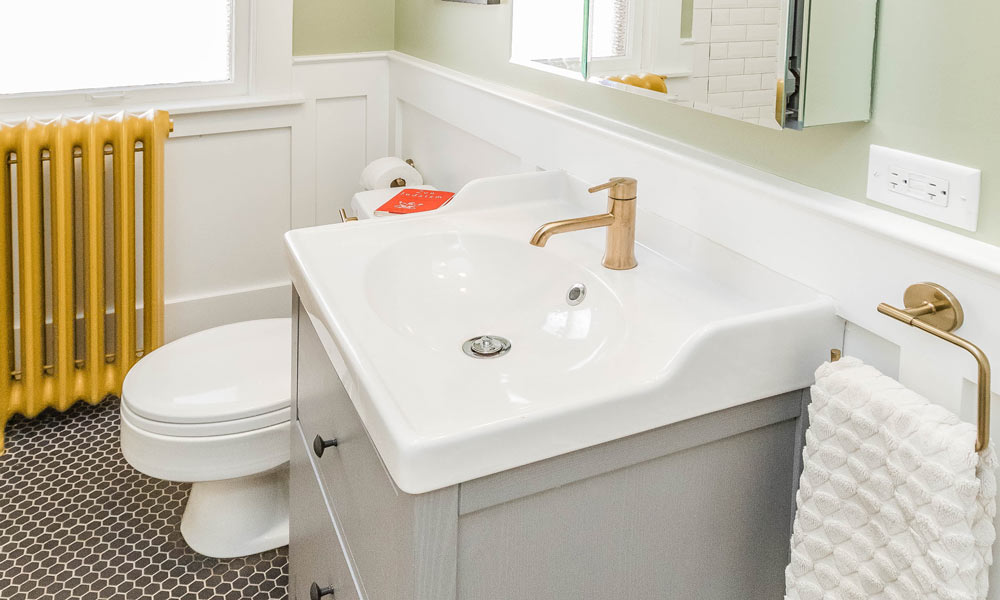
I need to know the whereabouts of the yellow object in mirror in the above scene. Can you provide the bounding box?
[606,73,667,95]
[620,74,647,89]
[639,74,667,94]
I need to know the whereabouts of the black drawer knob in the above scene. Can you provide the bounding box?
[313,434,339,457]
[310,582,335,599]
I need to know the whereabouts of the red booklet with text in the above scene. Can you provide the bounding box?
[375,189,455,215]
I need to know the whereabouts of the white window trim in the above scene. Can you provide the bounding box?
[586,0,644,78]
[638,0,696,76]
[0,0,292,119]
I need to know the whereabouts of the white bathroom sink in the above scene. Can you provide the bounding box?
[285,171,842,493]
[364,232,626,369]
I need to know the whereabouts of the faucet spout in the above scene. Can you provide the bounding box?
[528,176,638,270]
[529,213,616,247]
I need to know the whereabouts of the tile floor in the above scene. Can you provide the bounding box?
[0,398,288,600]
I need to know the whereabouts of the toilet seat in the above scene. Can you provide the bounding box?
[120,402,289,437]
[122,318,291,429]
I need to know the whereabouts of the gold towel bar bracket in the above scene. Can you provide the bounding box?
[878,282,992,453]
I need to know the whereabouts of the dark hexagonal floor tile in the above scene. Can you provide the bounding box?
[1,399,288,599]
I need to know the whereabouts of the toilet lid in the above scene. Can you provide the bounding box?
[122,318,292,425]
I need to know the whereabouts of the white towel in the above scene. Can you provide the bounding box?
[786,357,997,600]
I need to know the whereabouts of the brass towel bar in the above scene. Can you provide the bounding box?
[877,282,992,452]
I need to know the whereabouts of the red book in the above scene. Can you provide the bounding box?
[375,189,455,215]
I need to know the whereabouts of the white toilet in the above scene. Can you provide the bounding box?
[119,318,292,559]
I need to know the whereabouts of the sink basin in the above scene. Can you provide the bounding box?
[364,231,633,386]
[285,171,841,493]
[364,232,625,359]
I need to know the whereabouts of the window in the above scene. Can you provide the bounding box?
[510,0,641,79]
[0,0,253,112]
[1,1,233,96]
[511,0,588,76]
[590,0,630,59]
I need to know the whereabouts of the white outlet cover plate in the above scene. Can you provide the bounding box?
[867,144,981,231]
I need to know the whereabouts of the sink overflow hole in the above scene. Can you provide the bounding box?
[463,335,512,359]
[566,283,587,306]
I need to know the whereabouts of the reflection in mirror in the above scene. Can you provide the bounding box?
[510,0,876,130]
[588,0,783,129]
[511,0,587,78]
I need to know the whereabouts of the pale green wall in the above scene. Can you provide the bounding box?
[293,0,395,55]
[392,0,1000,246]
[680,0,694,39]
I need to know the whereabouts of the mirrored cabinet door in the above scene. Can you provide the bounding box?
[781,0,877,129]
[510,0,877,130]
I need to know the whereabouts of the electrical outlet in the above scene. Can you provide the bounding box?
[867,145,981,231]
[886,167,949,207]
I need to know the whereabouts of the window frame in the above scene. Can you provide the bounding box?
[509,0,589,81]
[0,1,290,117]
[636,0,698,78]
[509,0,645,82]
[585,0,644,78]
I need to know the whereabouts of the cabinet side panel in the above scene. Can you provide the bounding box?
[457,420,797,600]
[412,489,459,600]
[459,392,803,515]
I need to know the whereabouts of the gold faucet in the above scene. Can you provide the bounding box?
[529,177,638,270]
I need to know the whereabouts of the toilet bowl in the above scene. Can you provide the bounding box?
[119,318,292,559]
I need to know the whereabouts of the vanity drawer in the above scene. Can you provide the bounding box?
[295,312,406,598]
[289,424,361,600]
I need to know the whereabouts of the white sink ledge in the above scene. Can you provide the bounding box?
[285,171,841,494]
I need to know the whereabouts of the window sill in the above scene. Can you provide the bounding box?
[0,95,305,123]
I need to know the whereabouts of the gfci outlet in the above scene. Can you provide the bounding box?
[867,145,981,231]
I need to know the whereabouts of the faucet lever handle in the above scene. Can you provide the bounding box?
[588,177,637,200]
[587,178,629,193]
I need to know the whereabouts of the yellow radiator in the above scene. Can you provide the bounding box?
[0,110,171,453]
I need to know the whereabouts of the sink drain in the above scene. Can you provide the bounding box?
[462,335,512,359]
[566,283,587,306]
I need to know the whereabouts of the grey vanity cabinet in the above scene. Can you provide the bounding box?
[289,293,808,600]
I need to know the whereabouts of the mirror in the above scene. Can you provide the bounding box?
[511,0,877,130]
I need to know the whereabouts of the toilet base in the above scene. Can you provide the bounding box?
[180,465,289,558]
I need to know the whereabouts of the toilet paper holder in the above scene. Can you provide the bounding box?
[390,159,418,188]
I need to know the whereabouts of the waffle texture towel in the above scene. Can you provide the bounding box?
[786,357,997,600]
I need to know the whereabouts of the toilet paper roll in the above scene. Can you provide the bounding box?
[359,157,424,190]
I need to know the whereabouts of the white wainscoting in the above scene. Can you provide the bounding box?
[160,53,389,341]
[395,102,527,192]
